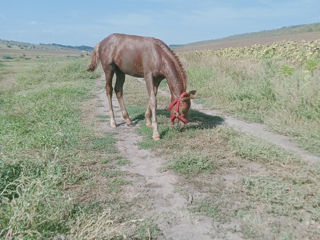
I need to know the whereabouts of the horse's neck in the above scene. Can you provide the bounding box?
[163,61,186,100]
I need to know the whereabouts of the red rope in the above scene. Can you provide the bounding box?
[168,92,188,123]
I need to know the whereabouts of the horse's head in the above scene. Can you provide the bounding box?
[170,90,196,126]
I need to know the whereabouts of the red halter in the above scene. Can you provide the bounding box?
[168,92,188,123]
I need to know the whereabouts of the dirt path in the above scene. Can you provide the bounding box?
[139,79,320,163]
[94,76,236,240]
[194,104,320,163]
[93,74,319,239]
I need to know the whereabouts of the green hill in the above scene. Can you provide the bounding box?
[0,39,93,52]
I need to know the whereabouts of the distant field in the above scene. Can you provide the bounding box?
[0,39,92,64]
[0,39,93,51]
[176,23,320,52]
[0,44,87,59]
[177,32,320,52]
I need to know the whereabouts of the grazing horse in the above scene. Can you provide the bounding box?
[87,33,196,140]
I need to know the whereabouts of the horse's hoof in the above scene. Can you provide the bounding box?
[146,122,152,128]
[110,122,117,128]
[152,136,161,141]
[126,119,133,126]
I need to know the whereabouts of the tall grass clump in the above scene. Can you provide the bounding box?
[178,40,320,155]
[0,58,99,239]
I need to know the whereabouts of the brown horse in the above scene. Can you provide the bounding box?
[87,33,196,140]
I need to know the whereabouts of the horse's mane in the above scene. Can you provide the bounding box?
[155,40,188,90]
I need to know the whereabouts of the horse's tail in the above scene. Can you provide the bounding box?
[87,42,100,72]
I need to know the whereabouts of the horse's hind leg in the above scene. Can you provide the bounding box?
[115,71,132,126]
[104,69,116,128]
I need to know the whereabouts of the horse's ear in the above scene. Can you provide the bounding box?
[189,90,196,99]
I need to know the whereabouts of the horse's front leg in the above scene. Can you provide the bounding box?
[145,104,152,127]
[115,71,132,126]
[150,93,160,140]
[145,74,160,140]
[145,83,159,128]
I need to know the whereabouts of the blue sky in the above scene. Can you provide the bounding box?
[1,0,319,46]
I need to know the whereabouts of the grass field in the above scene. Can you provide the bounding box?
[122,73,320,239]
[0,54,160,239]
[177,40,320,156]
[1,33,319,239]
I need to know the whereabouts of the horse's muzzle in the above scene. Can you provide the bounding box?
[172,120,186,131]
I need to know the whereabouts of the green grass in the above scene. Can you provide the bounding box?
[0,57,161,239]
[179,46,320,156]
[133,220,163,239]
[116,158,130,166]
[193,199,219,219]
[121,75,320,239]
[168,152,216,175]
[81,134,118,153]
[228,129,300,165]
[0,58,98,238]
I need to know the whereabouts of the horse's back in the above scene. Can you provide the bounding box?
[99,34,164,77]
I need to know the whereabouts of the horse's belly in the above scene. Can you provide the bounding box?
[114,48,146,77]
[123,71,144,78]
[119,62,144,77]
